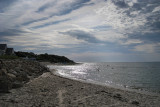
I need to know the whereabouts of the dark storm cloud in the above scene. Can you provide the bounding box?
[60,30,98,43]
[0,0,18,12]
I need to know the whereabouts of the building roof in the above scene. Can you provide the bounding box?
[0,44,7,50]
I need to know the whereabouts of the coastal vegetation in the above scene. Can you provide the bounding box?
[15,51,75,64]
[0,55,19,59]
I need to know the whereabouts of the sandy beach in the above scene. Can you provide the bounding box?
[0,69,160,107]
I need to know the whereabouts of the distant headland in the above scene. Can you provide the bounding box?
[0,44,75,64]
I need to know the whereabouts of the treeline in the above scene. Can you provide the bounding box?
[14,51,75,64]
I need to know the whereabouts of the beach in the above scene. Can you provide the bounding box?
[0,0,160,106]
[0,68,160,107]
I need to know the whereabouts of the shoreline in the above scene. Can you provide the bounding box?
[0,67,160,106]
[48,62,160,96]
[53,70,160,97]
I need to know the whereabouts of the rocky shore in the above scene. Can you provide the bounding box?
[0,59,49,93]
[0,60,160,107]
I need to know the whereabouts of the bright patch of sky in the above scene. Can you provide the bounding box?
[0,0,160,62]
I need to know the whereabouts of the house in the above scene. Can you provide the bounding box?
[0,50,4,55]
[6,48,14,55]
[0,44,14,55]
[0,44,7,55]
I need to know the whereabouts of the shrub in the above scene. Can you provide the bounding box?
[0,55,19,59]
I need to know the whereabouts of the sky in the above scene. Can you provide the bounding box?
[0,0,160,62]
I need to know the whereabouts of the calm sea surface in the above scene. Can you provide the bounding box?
[48,62,160,93]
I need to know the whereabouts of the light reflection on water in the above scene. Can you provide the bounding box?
[48,62,160,94]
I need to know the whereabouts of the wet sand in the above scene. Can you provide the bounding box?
[0,71,160,107]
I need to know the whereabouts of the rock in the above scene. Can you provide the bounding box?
[0,59,50,93]
[12,81,23,89]
[16,71,29,82]
[0,75,12,93]
[131,101,139,105]
[113,93,121,99]
[14,67,21,73]
[9,69,17,75]
[7,73,16,78]
[7,73,16,81]
[0,69,7,76]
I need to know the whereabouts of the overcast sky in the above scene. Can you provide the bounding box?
[0,0,160,62]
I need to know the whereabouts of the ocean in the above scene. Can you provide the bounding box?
[48,62,160,94]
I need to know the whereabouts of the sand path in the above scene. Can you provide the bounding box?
[57,89,66,107]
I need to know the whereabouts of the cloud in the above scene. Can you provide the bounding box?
[113,0,129,8]
[0,28,28,36]
[128,32,160,44]
[2,29,85,53]
[36,1,57,13]
[120,39,143,45]
[132,43,160,53]
[152,6,160,13]
[31,18,71,29]
[36,0,91,16]
[96,0,160,34]
[1,0,94,30]
[60,30,98,43]
[22,17,49,26]
[0,0,18,13]
[94,30,127,42]
[92,25,112,31]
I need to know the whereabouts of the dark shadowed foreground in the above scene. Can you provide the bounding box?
[0,70,160,107]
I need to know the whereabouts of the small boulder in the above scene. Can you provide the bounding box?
[0,69,8,76]
[0,75,12,93]
[131,101,139,105]
[16,71,29,82]
[14,67,21,73]
[8,69,17,75]
[12,81,23,89]
[7,73,16,81]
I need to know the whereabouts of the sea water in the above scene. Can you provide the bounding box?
[48,62,160,94]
